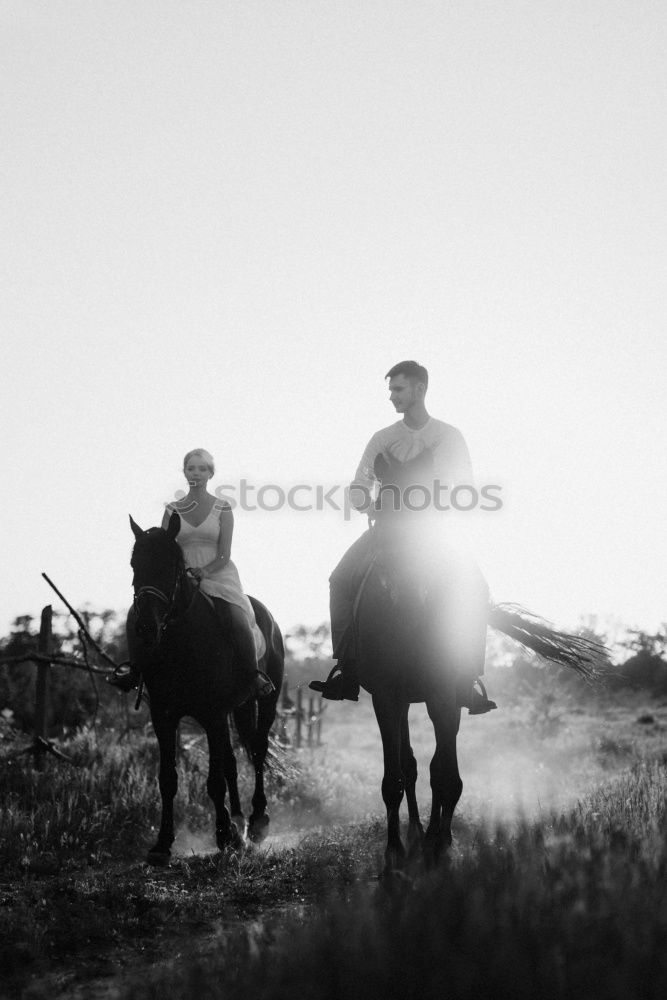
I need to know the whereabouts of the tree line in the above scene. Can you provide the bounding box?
[1,610,665,742]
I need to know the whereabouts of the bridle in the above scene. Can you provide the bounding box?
[132,559,200,646]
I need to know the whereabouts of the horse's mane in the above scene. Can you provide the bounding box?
[374,447,435,487]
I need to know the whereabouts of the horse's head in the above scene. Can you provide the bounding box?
[373,448,435,520]
[129,512,185,653]
[371,447,445,610]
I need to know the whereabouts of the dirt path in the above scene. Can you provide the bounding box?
[11,828,363,1000]
[10,695,664,999]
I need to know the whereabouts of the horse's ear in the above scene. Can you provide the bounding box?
[166,510,181,540]
[129,515,144,540]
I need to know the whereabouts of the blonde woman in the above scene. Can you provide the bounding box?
[164,448,273,698]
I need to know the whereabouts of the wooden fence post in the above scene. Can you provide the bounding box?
[295,688,303,749]
[307,696,314,747]
[34,605,52,771]
[316,696,323,746]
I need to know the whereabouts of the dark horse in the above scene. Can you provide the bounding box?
[127,512,284,865]
[349,452,607,872]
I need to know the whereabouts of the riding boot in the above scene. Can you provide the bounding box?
[309,586,360,701]
[456,677,497,715]
[309,533,374,702]
[309,664,360,701]
[109,663,140,692]
[226,602,275,699]
[309,604,360,701]
[442,555,496,715]
[309,624,360,702]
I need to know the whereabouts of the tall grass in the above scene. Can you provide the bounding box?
[1,729,162,865]
[2,696,666,999]
[0,724,351,868]
[121,760,667,1000]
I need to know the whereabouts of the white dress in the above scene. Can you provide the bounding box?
[168,504,265,659]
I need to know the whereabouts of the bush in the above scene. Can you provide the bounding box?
[0,611,131,735]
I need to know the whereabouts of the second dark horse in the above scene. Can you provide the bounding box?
[127,512,285,865]
[349,454,607,872]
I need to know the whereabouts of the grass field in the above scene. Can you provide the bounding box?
[1,675,666,999]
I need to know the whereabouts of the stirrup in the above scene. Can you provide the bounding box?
[108,665,138,693]
[467,678,497,715]
[309,665,359,702]
[253,670,275,699]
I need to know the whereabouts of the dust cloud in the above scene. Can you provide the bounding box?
[265,692,646,838]
[171,690,654,853]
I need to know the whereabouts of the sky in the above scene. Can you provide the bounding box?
[2,0,666,643]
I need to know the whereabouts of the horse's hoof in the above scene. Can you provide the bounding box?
[423,832,452,869]
[231,814,247,843]
[407,824,425,858]
[146,848,171,867]
[248,814,270,843]
[216,828,236,851]
[382,846,406,876]
[380,867,413,895]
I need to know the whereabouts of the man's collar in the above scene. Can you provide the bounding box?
[402,415,431,431]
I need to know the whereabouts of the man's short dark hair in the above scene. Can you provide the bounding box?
[385,360,429,389]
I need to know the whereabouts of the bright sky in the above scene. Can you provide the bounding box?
[2,0,666,640]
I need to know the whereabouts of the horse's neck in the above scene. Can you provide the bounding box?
[374,526,439,581]
[390,447,434,483]
[176,573,197,614]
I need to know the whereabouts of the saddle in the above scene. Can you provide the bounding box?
[311,446,494,709]
[353,537,455,631]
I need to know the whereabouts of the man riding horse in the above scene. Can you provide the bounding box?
[311,359,496,715]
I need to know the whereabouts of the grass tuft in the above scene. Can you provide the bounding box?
[121,760,667,1000]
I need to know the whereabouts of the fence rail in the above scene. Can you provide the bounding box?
[0,605,76,769]
[1,604,327,766]
[275,685,325,749]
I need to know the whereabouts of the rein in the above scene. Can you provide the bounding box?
[130,548,204,710]
[133,563,201,642]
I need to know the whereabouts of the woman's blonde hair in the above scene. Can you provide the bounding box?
[183,449,215,476]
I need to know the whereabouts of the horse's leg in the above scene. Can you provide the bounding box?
[206,720,239,851]
[424,696,462,867]
[147,714,178,865]
[219,721,246,844]
[373,691,408,874]
[248,689,279,843]
[242,603,285,842]
[400,709,424,855]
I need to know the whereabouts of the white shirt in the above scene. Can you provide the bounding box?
[352,417,473,494]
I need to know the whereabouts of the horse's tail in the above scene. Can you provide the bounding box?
[230,699,289,776]
[488,603,609,679]
[231,699,257,763]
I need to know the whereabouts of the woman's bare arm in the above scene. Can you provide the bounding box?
[199,505,233,577]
